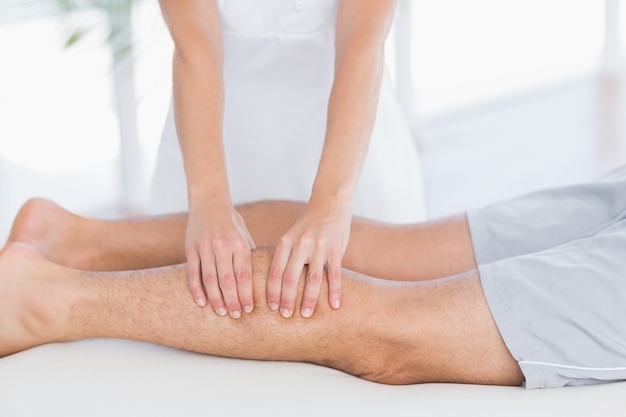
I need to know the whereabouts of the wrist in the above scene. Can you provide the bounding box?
[308,187,353,214]
[188,190,232,213]
[311,182,353,203]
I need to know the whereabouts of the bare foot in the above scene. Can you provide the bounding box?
[7,198,92,269]
[0,243,71,357]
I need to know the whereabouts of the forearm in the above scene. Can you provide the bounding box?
[173,41,230,208]
[162,0,230,208]
[312,0,397,203]
[312,31,385,201]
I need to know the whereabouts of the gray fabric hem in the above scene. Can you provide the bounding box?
[478,263,540,389]
[466,209,489,266]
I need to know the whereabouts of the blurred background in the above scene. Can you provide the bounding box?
[1,0,625,242]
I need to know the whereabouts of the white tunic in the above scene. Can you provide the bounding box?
[151,0,426,223]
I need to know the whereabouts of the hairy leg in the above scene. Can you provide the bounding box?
[9,199,475,281]
[7,199,187,271]
[0,243,521,386]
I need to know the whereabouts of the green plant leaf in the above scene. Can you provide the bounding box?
[65,27,89,48]
[51,0,142,64]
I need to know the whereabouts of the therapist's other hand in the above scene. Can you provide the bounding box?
[267,195,351,318]
[186,204,256,319]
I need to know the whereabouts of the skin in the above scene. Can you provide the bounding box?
[159,0,400,320]
[0,200,524,386]
[8,199,475,285]
[267,0,400,319]
[160,0,254,319]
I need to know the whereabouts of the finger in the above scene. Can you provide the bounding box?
[214,245,242,319]
[186,249,207,307]
[234,243,254,314]
[267,239,292,311]
[300,253,324,318]
[326,249,343,310]
[200,251,228,317]
[279,244,311,318]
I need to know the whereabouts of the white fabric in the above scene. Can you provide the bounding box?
[1,339,624,416]
[151,0,426,223]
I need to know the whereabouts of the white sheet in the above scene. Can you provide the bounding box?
[1,339,624,416]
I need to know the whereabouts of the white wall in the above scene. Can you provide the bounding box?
[0,2,172,241]
[408,0,607,118]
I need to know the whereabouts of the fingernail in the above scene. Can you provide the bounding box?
[231,310,241,319]
[243,305,253,314]
[280,308,292,318]
[269,302,279,311]
[216,307,228,316]
[332,299,341,309]
[301,308,312,318]
[196,298,206,307]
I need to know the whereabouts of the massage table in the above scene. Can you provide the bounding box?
[1,338,624,416]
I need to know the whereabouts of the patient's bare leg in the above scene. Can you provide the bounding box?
[8,199,188,271]
[0,243,521,386]
[8,199,475,281]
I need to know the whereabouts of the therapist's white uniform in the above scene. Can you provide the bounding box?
[151,0,426,223]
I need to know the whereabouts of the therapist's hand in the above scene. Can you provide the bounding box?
[186,204,256,319]
[267,195,351,318]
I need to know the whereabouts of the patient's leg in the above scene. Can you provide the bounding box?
[8,199,475,281]
[0,243,521,386]
[8,199,188,272]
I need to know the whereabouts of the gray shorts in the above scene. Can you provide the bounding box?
[467,165,626,389]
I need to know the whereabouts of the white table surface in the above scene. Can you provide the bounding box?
[1,339,624,417]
